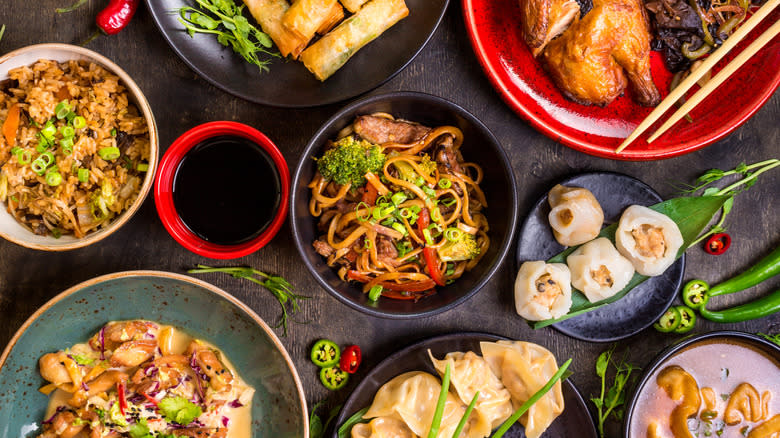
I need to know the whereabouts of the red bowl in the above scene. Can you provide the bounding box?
[154,121,290,259]
[462,0,780,160]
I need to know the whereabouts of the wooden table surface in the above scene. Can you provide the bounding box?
[1,2,778,437]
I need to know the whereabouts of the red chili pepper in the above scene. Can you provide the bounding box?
[117,382,127,415]
[339,345,362,374]
[96,0,140,35]
[361,183,378,205]
[423,247,446,286]
[141,392,159,408]
[347,270,436,292]
[705,233,731,255]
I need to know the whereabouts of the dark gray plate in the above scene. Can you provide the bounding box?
[145,0,448,107]
[333,332,597,438]
[515,172,685,343]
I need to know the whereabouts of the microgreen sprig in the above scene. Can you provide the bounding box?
[187,264,308,336]
[591,347,639,438]
[175,0,278,72]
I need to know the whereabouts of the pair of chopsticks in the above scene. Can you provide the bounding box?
[616,0,779,153]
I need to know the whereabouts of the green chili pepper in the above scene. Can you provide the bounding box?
[368,285,383,301]
[674,306,696,333]
[654,307,682,333]
[682,280,710,309]
[700,290,780,323]
[709,246,780,297]
[320,366,349,390]
[310,339,340,368]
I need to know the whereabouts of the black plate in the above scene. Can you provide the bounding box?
[146,0,448,107]
[515,172,685,343]
[333,332,598,438]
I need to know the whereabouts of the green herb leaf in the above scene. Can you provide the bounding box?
[757,332,780,346]
[128,418,150,438]
[590,347,639,438]
[158,396,202,425]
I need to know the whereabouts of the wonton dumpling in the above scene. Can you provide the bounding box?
[351,416,418,438]
[362,371,468,438]
[515,261,572,321]
[615,205,683,277]
[479,341,564,438]
[566,237,635,302]
[428,350,514,437]
[547,184,604,246]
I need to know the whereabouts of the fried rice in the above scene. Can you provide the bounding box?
[0,59,150,238]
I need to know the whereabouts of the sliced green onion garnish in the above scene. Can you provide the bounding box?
[381,205,395,216]
[444,228,463,242]
[415,176,425,187]
[98,146,120,161]
[65,111,76,123]
[368,285,383,301]
[452,391,480,438]
[490,358,573,438]
[41,121,57,139]
[391,191,407,206]
[399,207,413,219]
[355,202,370,222]
[422,186,436,197]
[391,222,407,236]
[72,116,86,129]
[37,137,50,153]
[46,172,62,186]
[61,125,75,138]
[364,239,372,249]
[18,150,32,165]
[136,163,149,172]
[438,178,452,189]
[376,195,388,206]
[410,205,422,214]
[78,168,90,183]
[371,207,383,221]
[54,100,71,120]
[60,136,74,149]
[381,218,395,227]
[427,363,451,438]
[442,198,457,207]
[10,147,22,156]
[31,159,47,175]
[445,263,455,277]
[423,228,434,246]
[431,207,442,222]
[40,152,55,166]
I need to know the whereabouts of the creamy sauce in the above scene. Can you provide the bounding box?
[43,321,253,438]
[629,340,780,438]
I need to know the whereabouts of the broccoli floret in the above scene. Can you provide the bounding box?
[391,153,436,184]
[437,233,480,262]
[317,137,385,187]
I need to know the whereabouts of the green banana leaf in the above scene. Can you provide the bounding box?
[532,195,731,329]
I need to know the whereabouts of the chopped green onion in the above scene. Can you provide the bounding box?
[110,128,117,137]
[391,222,407,236]
[445,263,455,277]
[355,202,370,222]
[431,207,442,222]
[54,100,71,120]
[422,186,436,197]
[396,241,413,257]
[60,136,74,150]
[438,178,452,189]
[41,121,57,139]
[10,147,22,156]
[399,207,413,219]
[375,195,388,205]
[423,228,434,246]
[98,147,120,161]
[452,391,480,438]
[381,205,396,216]
[18,150,32,165]
[51,228,62,239]
[136,163,149,172]
[45,172,62,186]
[31,159,48,175]
[78,168,90,183]
[415,176,425,186]
[442,198,457,207]
[65,111,76,123]
[368,285,383,301]
[37,136,51,153]
[445,228,463,242]
[381,218,395,227]
[427,363,451,438]
[491,359,573,438]
[61,125,75,138]
[410,205,422,214]
[40,152,55,166]
[372,207,382,221]
[337,407,370,438]
[364,239,372,249]
[391,192,408,206]
[72,116,86,129]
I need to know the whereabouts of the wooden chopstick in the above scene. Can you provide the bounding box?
[647,19,780,143]
[614,0,779,153]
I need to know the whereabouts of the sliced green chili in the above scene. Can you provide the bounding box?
[674,306,696,333]
[320,366,349,391]
[682,280,710,309]
[654,307,682,333]
[310,339,340,368]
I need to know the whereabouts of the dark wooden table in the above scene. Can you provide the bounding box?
[1,2,778,437]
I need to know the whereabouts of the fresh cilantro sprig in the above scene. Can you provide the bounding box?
[175,0,278,72]
[158,396,202,425]
[590,347,639,438]
[188,264,308,336]
[309,401,342,438]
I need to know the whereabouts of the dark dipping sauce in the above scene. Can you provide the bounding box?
[173,135,281,245]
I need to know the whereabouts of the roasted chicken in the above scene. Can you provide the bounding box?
[518,0,581,56]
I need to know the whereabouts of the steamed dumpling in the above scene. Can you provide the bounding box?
[351,417,418,438]
[362,371,468,438]
[547,184,604,246]
[479,341,564,438]
[615,205,683,276]
[428,350,514,437]
[566,237,635,302]
[515,261,573,321]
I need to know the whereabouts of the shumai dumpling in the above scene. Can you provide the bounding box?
[566,237,635,302]
[515,261,572,321]
[547,184,604,247]
[351,417,418,438]
[615,205,683,277]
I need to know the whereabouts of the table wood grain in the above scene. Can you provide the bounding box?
[1,2,778,437]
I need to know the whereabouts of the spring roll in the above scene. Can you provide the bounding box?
[243,0,308,58]
[300,0,409,81]
[316,1,345,35]
[283,0,340,43]
[339,0,370,13]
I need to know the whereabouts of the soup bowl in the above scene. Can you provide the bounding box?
[290,91,519,318]
[623,331,780,438]
[0,271,308,437]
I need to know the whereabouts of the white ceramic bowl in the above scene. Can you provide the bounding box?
[0,43,158,250]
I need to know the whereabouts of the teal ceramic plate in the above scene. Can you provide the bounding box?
[0,270,308,438]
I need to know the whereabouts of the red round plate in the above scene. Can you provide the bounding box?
[462,0,780,160]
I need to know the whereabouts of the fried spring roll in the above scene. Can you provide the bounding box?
[339,0,370,13]
[316,1,345,35]
[282,0,339,43]
[243,0,308,58]
[300,0,409,81]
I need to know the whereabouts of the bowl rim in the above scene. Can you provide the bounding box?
[290,90,520,319]
[0,269,309,437]
[622,330,780,437]
[0,43,159,251]
[154,121,290,259]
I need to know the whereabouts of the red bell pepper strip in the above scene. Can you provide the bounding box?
[339,345,362,374]
[361,183,378,205]
[117,382,127,415]
[423,247,446,287]
[347,270,436,292]
[417,208,430,238]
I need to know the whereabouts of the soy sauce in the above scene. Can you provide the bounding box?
[173,135,281,245]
